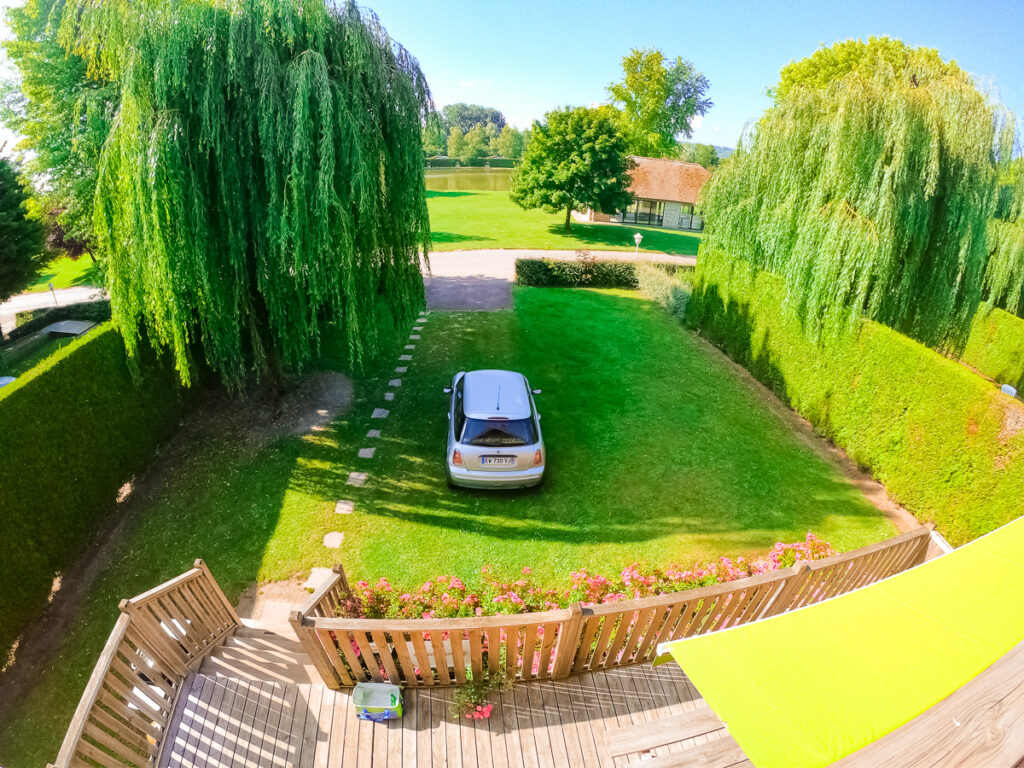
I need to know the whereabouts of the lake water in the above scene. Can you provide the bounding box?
[424,167,512,192]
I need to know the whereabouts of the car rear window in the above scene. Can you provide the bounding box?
[462,418,536,447]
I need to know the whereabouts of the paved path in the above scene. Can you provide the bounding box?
[422,249,696,311]
[0,285,106,334]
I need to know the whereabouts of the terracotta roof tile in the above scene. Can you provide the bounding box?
[627,155,710,205]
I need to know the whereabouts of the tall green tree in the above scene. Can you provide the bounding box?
[59,0,432,391]
[494,125,525,159]
[441,103,504,133]
[483,121,499,154]
[700,40,998,349]
[2,0,115,256]
[609,48,711,158]
[983,156,1024,317]
[510,106,633,231]
[683,143,719,169]
[422,112,446,157]
[459,122,489,164]
[447,126,466,161]
[0,157,46,302]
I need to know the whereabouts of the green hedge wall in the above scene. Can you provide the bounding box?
[425,157,517,168]
[961,305,1024,390]
[4,300,112,344]
[687,249,1024,546]
[0,324,185,655]
[515,258,643,288]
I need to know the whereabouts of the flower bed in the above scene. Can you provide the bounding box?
[340,534,836,620]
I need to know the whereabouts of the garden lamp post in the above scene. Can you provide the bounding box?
[634,232,643,256]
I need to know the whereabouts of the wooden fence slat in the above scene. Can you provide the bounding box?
[429,630,451,686]
[410,631,435,686]
[450,629,468,684]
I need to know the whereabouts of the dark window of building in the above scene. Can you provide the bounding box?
[621,199,665,226]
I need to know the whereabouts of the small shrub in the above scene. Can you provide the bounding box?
[637,263,692,320]
[514,258,640,288]
[449,673,513,720]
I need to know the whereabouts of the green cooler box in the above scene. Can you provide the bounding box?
[353,682,403,721]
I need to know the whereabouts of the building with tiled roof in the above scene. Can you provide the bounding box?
[584,155,711,230]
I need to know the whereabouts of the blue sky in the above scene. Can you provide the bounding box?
[364,0,1024,148]
[1,0,1022,152]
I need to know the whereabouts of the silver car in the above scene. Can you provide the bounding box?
[444,369,545,489]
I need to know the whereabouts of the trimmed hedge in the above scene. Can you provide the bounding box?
[425,157,517,168]
[515,258,642,288]
[687,249,1024,546]
[961,305,1024,390]
[3,300,111,344]
[637,263,692,321]
[0,323,185,655]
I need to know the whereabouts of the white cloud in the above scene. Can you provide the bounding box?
[459,77,491,88]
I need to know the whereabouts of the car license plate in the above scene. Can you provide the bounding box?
[482,456,515,466]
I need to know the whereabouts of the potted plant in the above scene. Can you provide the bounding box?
[449,672,512,720]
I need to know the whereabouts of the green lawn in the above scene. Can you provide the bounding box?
[0,287,894,767]
[0,336,76,377]
[25,256,101,292]
[427,190,701,255]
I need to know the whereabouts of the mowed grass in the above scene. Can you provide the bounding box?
[427,190,701,255]
[0,287,894,767]
[25,256,101,292]
[330,288,895,585]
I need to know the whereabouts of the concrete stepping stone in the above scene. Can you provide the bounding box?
[335,500,354,514]
[389,379,402,387]
[323,532,344,548]
[395,366,408,373]
[384,392,395,401]
[413,326,423,331]
[371,408,389,419]
[302,567,335,590]
[409,334,420,340]
[366,429,381,438]
[347,472,367,487]
[404,344,416,350]
[399,354,412,361]
[358,447,376,459]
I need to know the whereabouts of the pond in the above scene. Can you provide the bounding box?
[424,167,512,192]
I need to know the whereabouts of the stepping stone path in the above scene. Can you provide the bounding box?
[384,392,395,401]
[395,366,408,373]
[399,355,412,361]
[366,429,381,438]
[372,408,389,419]
[302,567,335,590]
[404,344,416,350]
[413,326,423,331]
[347,472,367,487]
[358,447,376,459]
[410,334,420,340]
[335,500,354,514]
[389,379,402,387]
[323,532,344,549]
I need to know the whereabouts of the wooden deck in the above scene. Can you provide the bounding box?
[157,662,735,767]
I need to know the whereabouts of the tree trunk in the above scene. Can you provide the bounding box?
[564,205,572,232]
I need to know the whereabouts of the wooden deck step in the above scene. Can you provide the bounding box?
[198,626,320,684]
[604,701,724,757]
[633,732,750,767]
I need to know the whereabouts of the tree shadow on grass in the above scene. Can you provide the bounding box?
[430,231,494,245]
[425,190,477,198]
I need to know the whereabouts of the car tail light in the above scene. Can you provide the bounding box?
[532,450,543,466]
[452,449,463,466]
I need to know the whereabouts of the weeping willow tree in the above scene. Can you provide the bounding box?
[700,43,999,349]
[983,156,1024,317]
[57,0,431,390]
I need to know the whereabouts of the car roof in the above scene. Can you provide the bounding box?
[462,369,532,420]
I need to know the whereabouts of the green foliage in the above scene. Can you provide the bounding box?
[608,47,712,158]
[682,142,719,169]
[422,112,447,157]
[636,262,692,320]
[60,0,430,391]
[2,0,114,254]
[687,249,1024,546]
[701,42,998,350]
[449,673,511,720]
[773,36,961,102]
[494,125,526,159]
[961,304,1024,389]
[984,210,1024,318]
[447,125,467,161]
[440,102,505,133]
[509,106,633,231]
[0,157,46,301]
[459,123,490,165]
[0,323,184,659]
[514,257,640,288]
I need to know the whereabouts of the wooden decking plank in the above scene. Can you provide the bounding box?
[512,678,541,768]
[190,675,230,766]
[497,684,526,768]
[341,689,362,768]
[385,690,404,768]
[401,684,417,768]
[312,688,336,768]
[485,685,511,768]
[629,733,747,768]
[538,680,572,766]
[471,686,493,768]
[522,672,553,764]
[552,677,597,768]
[428,690,446,768]
[604,704,722,757]
[158,672,199,768]
[295,683,323,768]
[458,687,479,768]
[272,682,301,768]
[564,674,609,768]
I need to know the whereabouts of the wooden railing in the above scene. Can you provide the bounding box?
[50,560,239,768]
[292,525,935,689]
